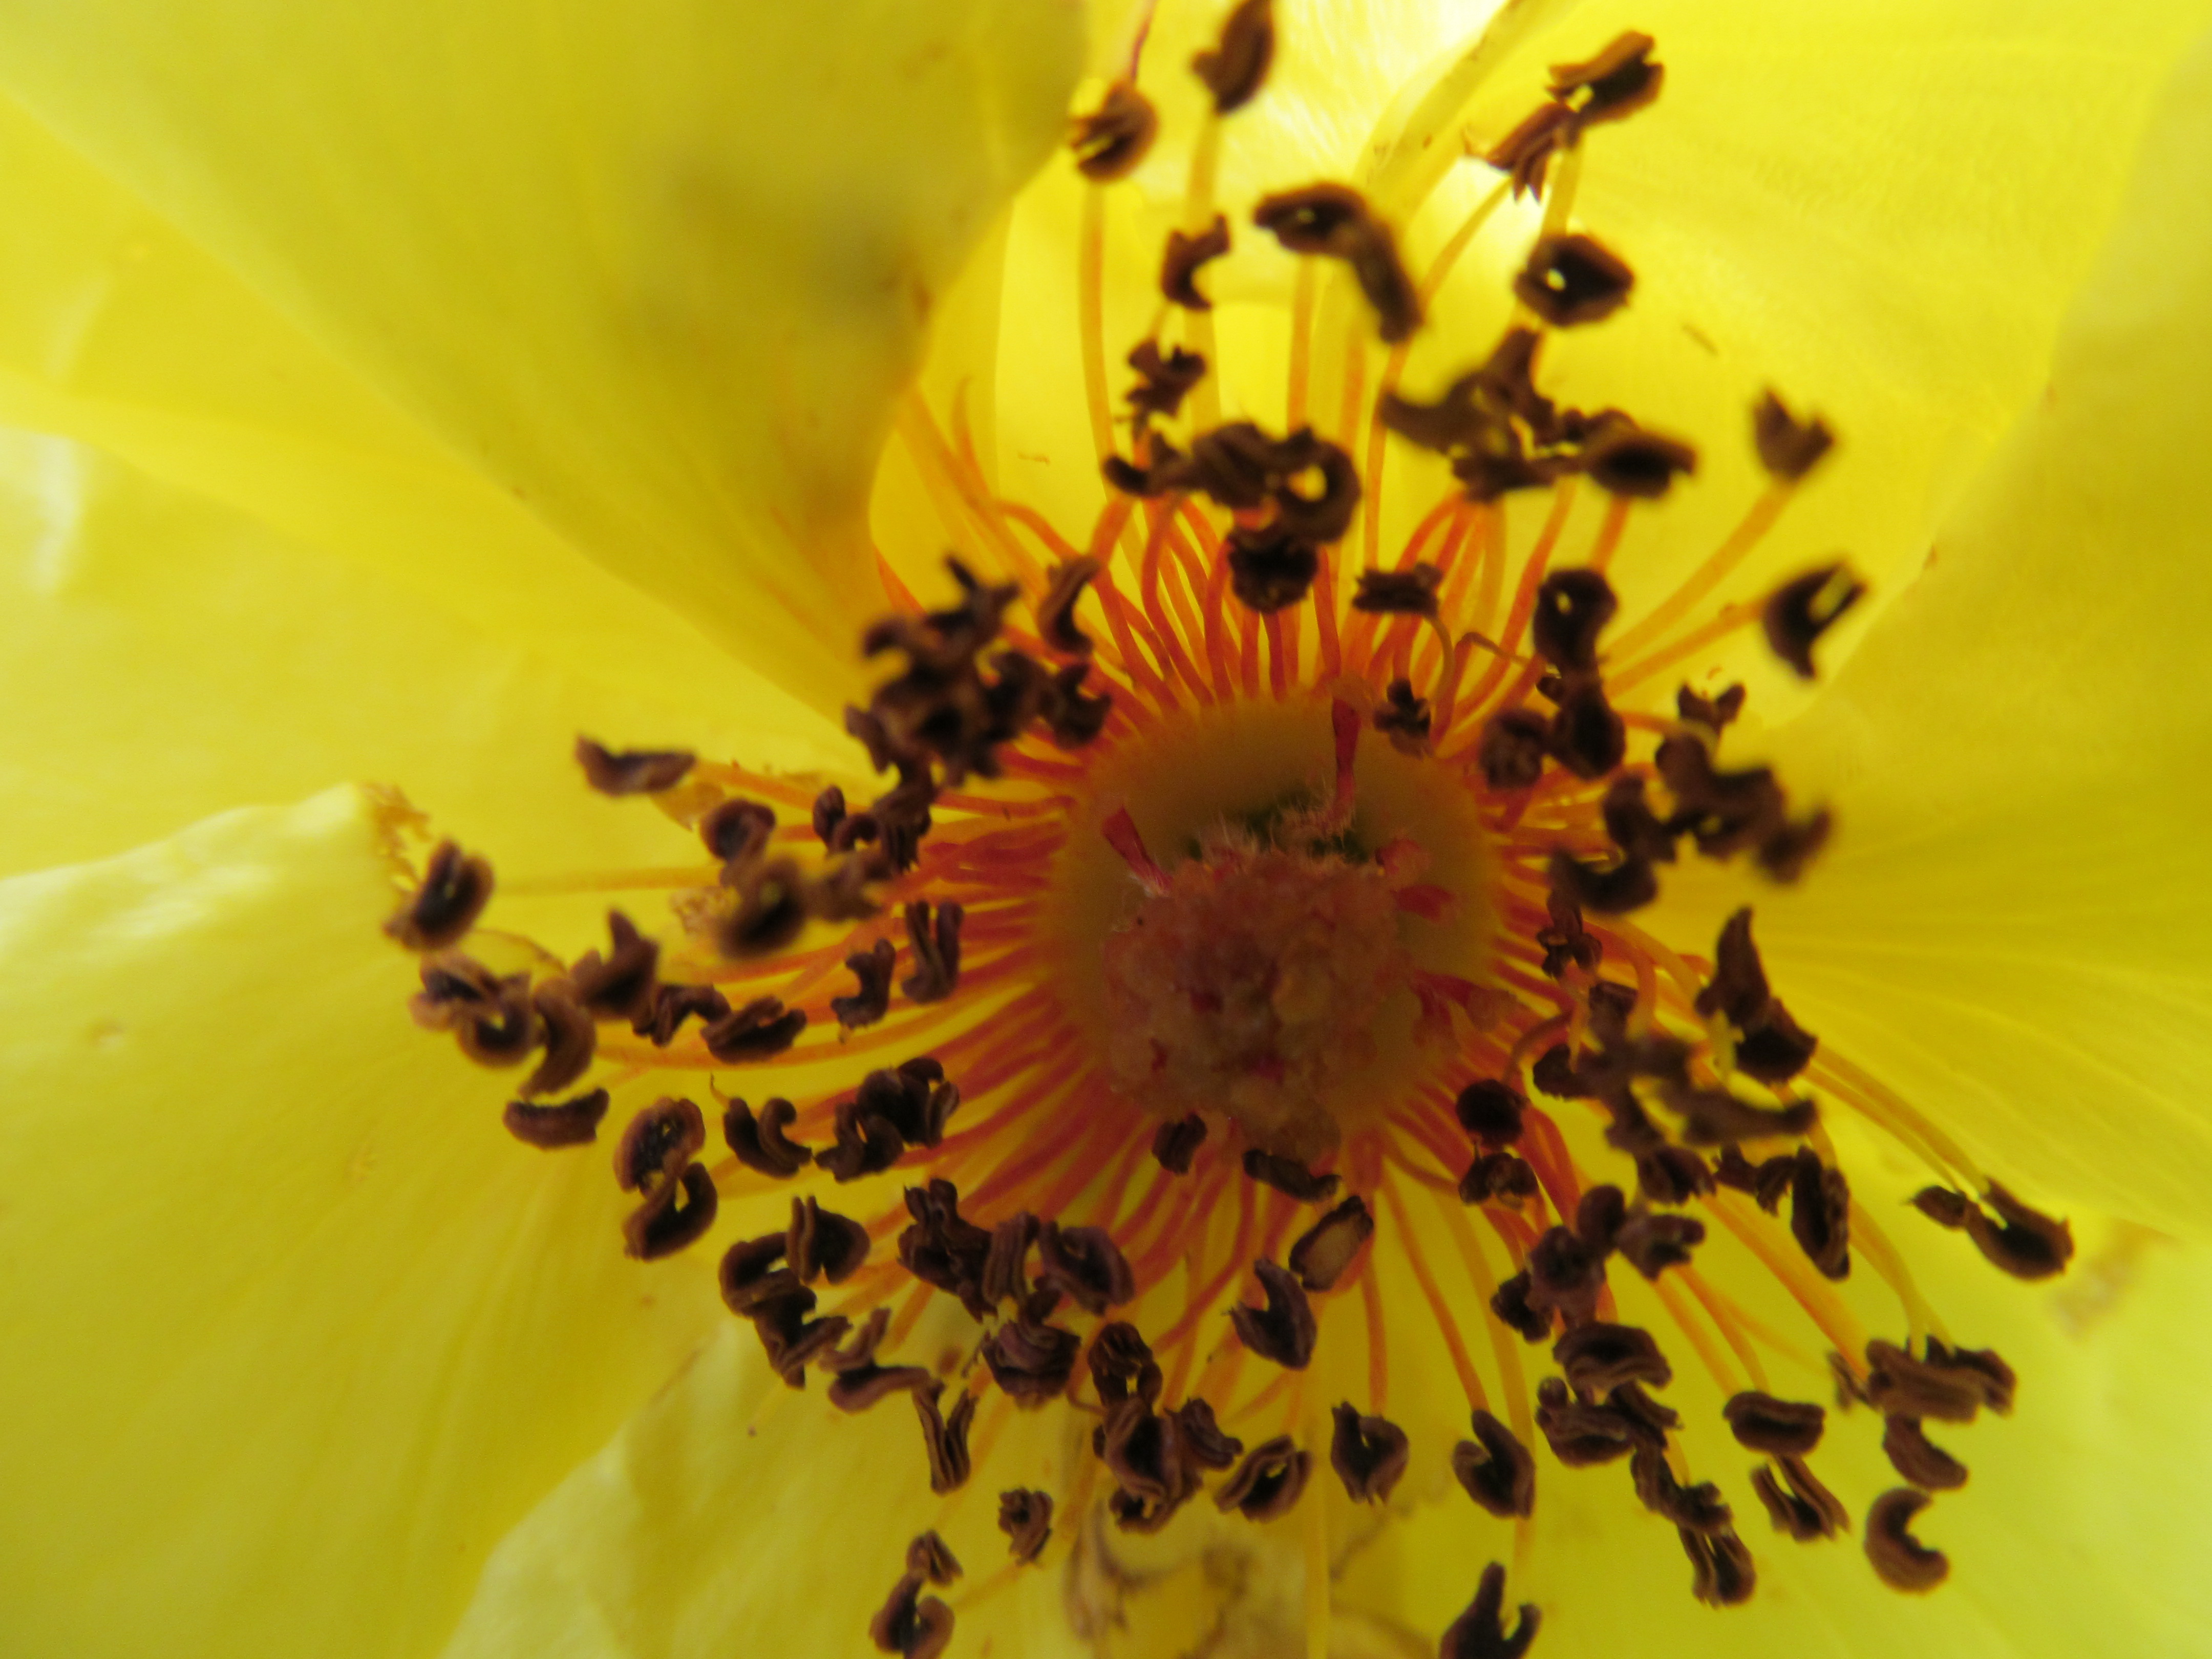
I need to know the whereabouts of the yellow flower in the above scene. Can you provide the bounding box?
[1,3,2209,1658]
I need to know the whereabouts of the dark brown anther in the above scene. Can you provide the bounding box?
[1762,562,1865,678]
[1453,1411,1537,1519]
[748,1284,852,1387]
[1865,1488,1949,1592]
[896,1179,991,1310]
[1490,1270,1554,1344]
[1602,775,1677,866]
[622,1163,718,1261]
[1251,183,1422,343]
[1696,908,1770,1026]
[573,736,695,797]
[1350,563,1444,620]
[1485,99,1575,199]
[821,1095,907,1183]
[1231,1260,1317,1369]
[1756,807,1833,883]
[1790,1148,1852,1280]
[1098,1397,1198,1525]
[385,839,494,951]
[1681,1524,1758,1608]
[1372,679,1433,753]
[819,1306,892,1373]
[1160,214,1232,311]
[1035,1222,1136,1314]
[829,937,897,1031]
[1636,1144,1716,1207]
[1036,558,1103,656]
[411,954,539,1064]
[1272,438,1364,543]
[1216,1435,1311,1521]
[568,911,659,1024]
[981,1318,1081,1402]
[1289,1196,1375,1292]
[1655,734,1789,861]
[1455,1079,1526,1146]
[1044,660,1113,749]
[1662,1086,1816,1148]
[829,1363,935,1412]
[1536,890,1603,981]
[913,1383,977,1494]
[1478,707,1550,791]
[1548,847,1657,915]
[717,1233,794,1315]
[1515,233,1634,327]
[1176,1398,1244,1470]
[787,1195,870,1285]
[1864,1338,2014,1422]
[701,994,807,1063]
[615,1096,706,1193]
[1532,1376,1632,1465]
[517,983,595,1098]
[1751,1454,1849,1541]
[1225,523,1320,613]
[1072,80,1158,180]
[1632,1444,1733,1533]
[1192,0,1274,114]
[905,1530,962,1587]
[633,982,729,1047]
[1459,1151,1539,1207]
[1725,1391,1826,1457]
[503,1088,611,1149]
[1677,682,1747,732]
[982,1212,1039,1308]
[699,797,776,865]
[1546,673,1627,779]
[1735,1002,1819,1083]
[1527,1225,1606,1323]
[1883,1416,1968,1491]
[1612,1382,1680,1450]
[1441,1563,1541,1659]
[998,1489,1054,1564]
[1550,30,1664,126]
[722,1095,813,1179]
[1555,1321,1673,1394]
[1242,1149,1340,1203]
[717,856,809,958]
[1088,1321,1163,1407]
[1753,390,1836,483]
[1582,414,1697,499]
[1914,1180,2075,1282]
[869,1570,954,1659]
[854,1058,960,1150]
[1329,1403,1410,1504]
[900,900,965,1004]
[1125,340,1208,421]
[811,785,847,845]
[1574,1184,1626,1254]
[1152,1113,1207,1174]
[1616,1211,1706,1279]
[1530,570,1619,676]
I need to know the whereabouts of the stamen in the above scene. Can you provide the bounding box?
[502,1088,610,1149]
[997,1489,1054,1563]
[384,840,493,951]
[1328,1402,1410,1502]
[573,737,694,797]
[1864,1488,1949,1592]
[1440,1564,1540,1659]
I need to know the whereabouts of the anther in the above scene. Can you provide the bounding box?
[1373,679,1433,753]
[913,1384,977,1493]
[1550,30,1665,127]
[700,796,776,864]
[385,839,494,951]
[1329,1403,1410,1503]
[900,901,965,1003]
[1751,1454,1850,1541]
[1723,1391,1826,1456]
[1696,909,1769,1025]
[1912,1181,2075,1281]
[1478,707,1551,791]
[981,1316,1081,1402]
[1576,1184,1627,1252]
[1152,1113,1207,1174]
[1681,1524,1758,1607]
[1676,682,1746,732]
[1225,523,1320,613]
[1491,1271,1554,1345]
[633,982,729,1046]
[859,1058,961,1148]
[1160,215,1231,311]
[830,1362,937,1414]
[573,736,694,797]
[1440,1563,1541,1659]
[1453,1410,1538,1518]
[521,984,595,1096]
[1865,1488,1949,1592]
[788,1195,871,1284]
[622,1164,718,1261]
[1632,1444,1733,1533]
[982,1212,1039,1308]
[1755,806,1833,883]
[701,994,807,1062]
[1099,1399,1199,1531]
[998,1489,1055,1563]
[1251,184,1422,343]
[831,938,897,1031]
[1456,1079,1527,1146]
[1350,564,1443,621]
[1242,1150,1340,1202]
[409,954,533,1060]
[616,1096,706,1193]
[822,1095,907,1183]
[1548,847,1657,915]
[1527,1225,1607,1323]
[1753,390,1836,482]
[1485,101,1575,199]
[1662,1086,1816,1147]
[1035,1222,1136,1314]
[1580,415,1697,499]
[717,1232,796,1316]
[1288,1196,1374,1291]
[723,1095,814,1178]
[1231,1259,1318,1369]
[502,1088,610,1149]
[906,1531,961,1587]
[869,1570,954,1659]
[1176,1399,1244,1470]
[1216,1435,1311,1521]
[1603,775,1677,865]
[897,1179,993,1312]
[1089,1321,1163,1406]
[1546,675,1627,778]
[1125,341,1208,421]
[1555,1321,1673,1393]
[1533,1377,1633,1465]
[1036,558,1102,657]
[1192,0,1274,115]
[569,910,658,1022]
[1514,234,1634,328]
[1735,1002,1819,1083]
[717,857,809,957]
[812,785,847,845]
[1715,1146,1797,1212]
[1460,1151,1539,1206]
[1762,563,1865,678]
[1882,1415,1968,1491]
[1616,1210,1706,1279]
[1071,80,1158,181]
[1789,1148,1852,1279]
[1864,1338,2014,1421]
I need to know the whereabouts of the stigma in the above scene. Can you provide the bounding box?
[378,10,2078,1656]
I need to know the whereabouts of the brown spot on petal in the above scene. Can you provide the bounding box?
[574,736,694,796]
[1763,562,1864,678]
[1216,1434,1310,1521]
[1153,1113,1207,1174]
[1289,1196,1374,1292]
[1754,390,1835,483]
[1724,1391,1826,1457]
[1072,80,1158,181]
[1242,1150,1339,1203]
[701,995,806,1064]
[1453,1410,1537,1519]
[1329,1402,1409,1503]
[1865,1488,1949,1592]
[1555,1321,1673,1394]
[1440,1563,1541,1659]
[1192,0,1274,114]
[998,1488,1055,1563]
[502,1088,610,1149]
[385,840,494,952]
[1161,214,1231,311]
[1515,234,1633,327]
[1751,1453,1849,1541]
[1231,1259,1317,1369]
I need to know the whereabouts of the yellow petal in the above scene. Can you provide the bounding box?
[0,430,849,879]
[0,0,1083,710]
[1752,24,2212,1236]
[0,789,725,1658]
